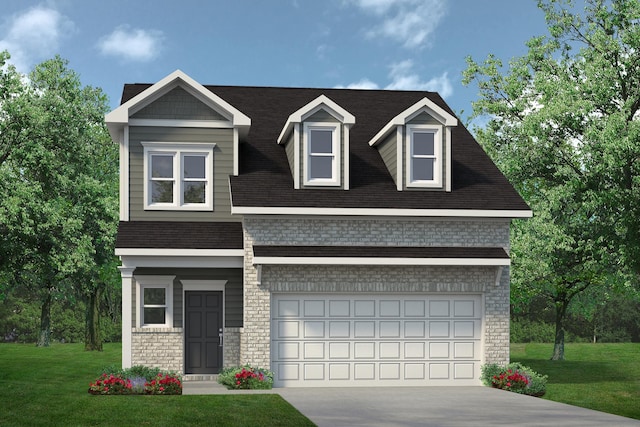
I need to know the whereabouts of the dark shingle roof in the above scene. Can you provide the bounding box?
[253,246,509,259]
[121,84,529,212]
[115,221,243,249]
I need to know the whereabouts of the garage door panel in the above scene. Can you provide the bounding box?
[272,294,482,387]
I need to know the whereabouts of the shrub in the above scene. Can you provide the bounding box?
[218,365,273,390]
[481,362,548,397]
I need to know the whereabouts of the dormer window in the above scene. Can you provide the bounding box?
[407,125,441,188]
[142,142,215,211]
[304,123,340,186]
[277,95,355,190]
[368,97,457,192]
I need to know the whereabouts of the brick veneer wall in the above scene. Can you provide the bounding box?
[242,217,512,368]
[131,328,183,372]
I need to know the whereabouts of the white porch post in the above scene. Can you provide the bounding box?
[118,266,135,368]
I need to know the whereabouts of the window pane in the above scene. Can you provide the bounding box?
[310,129,333,154]
[413,158,435,181]
[144,308,166,325]
[144,288,166,305]
[413,132,435,156]
[151,155,174,178]
[152,181,174,203]
[310,156,333,179]
[183,182,206,203]
[183,155,206,179]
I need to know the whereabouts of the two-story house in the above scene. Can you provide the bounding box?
[106,70,531,387]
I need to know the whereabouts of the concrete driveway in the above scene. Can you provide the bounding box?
[275,386,639,427]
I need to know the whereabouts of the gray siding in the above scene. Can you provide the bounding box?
[133,267,243,328]
[129,126,239,221]
[284,130,295,178]
[407,111,440,125]
[300,110,345,189]
[132,86,228,121]
[377,131,397,187]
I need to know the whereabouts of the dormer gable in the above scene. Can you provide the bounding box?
[368,97,458,192]
[105,69,251,140]
[277,95,355,190]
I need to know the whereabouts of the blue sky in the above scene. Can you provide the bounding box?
[1,0,550,121]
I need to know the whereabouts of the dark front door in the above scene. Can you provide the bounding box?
[185,291,223,374]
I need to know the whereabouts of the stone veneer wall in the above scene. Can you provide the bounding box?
[242,217,512,368]
[131,328,183,372]
[224,327,242,367]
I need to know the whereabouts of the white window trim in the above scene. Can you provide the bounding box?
[406,124,442,188]
[142,142,215,211]
[135,275,175,328]
[303,122,341,187]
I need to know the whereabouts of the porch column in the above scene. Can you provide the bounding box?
[118,266,135,368]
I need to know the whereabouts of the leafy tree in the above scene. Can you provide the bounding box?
[463,0,640,359]
[0,52,118,348]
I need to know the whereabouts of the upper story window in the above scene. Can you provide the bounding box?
[142,142,215,210]
[406,125,442,188]
[303,122,341,186]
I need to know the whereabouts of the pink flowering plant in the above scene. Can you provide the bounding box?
[491,369,529,392]
[88,374,134,395]
[89,365,182,395]
[218,365,273,390]
[145,373,183,395]
[481,362,547,397]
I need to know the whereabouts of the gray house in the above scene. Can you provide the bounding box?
[106,70,530,387]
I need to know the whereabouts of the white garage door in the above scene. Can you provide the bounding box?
[271,294,483,387]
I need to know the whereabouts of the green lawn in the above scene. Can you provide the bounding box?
[0,343,314,427]
[511,342,640,420]
[2,342,638,425]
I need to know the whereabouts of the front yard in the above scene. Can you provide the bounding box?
[1,342,638,425]
[510,342,640,420]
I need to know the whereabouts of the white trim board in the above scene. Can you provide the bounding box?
[253,256,510,266]
[231,206,533,218]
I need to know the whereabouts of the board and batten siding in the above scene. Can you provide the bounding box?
[132,267,243,328]
[299,110,345,189]
[128,126,238,221]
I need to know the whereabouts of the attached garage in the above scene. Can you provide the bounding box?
[271,294,483,387]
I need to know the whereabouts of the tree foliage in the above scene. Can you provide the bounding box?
[0,52,119,348]
[463,0,640,359]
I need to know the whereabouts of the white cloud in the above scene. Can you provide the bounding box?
[349,0,447,49]
[385,59,453,97]
[0,6,74,72]
[338,59,453,97]
[98,26,163,62]
[335,78,380,90]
